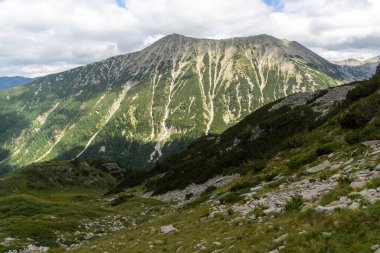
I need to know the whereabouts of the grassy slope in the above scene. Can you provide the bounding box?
[1,71,380,252]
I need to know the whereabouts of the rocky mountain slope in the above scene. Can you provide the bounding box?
[333,56,380,80]
[0,76,36,91]
[0,34,370,174]
[0,66,379,253]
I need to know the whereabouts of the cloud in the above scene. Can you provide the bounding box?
[0,0,379,77]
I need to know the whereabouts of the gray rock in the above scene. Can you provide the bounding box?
[350,181,367,190]
[361,140,380,147]
[306,160,331,174]
[315,205,334,214]
[160,224,178,234]
[322,232,332,237]
[268,250,280,253]
[273,234,288,243]
[371,244,379,251]
[348,202,360,210]
[344,158,354,165]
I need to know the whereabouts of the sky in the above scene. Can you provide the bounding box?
[0,0,379,77]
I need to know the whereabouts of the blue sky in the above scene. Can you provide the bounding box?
[115,0,126,8]
[263,0,283,11]
[0,0,379,77]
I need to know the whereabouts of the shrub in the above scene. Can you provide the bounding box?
[346,81,379,101]
[231,180,256,192]
[263,173,278,182]
[252,204,268,216]
[110,194,134,206]
[284,195,304,212]
[251,159,267,172]
[285,133,305,149]
[339,95,380,129]
[204,185,217,193]
[316,145,334,156]
[367,178,380,189]
[220,192,244,204]
[338,176,353,185]
[344,131,360,144]
[287,151,317,170]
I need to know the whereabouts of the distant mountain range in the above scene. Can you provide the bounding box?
[0,76,36,91]
[333,56,380,80]
[0,34,378,174]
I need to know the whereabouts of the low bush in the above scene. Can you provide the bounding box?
[339,94,380,129]
[231,180,256,192]
[316,144,334,156]
[285,133,305,149]
[287,151,317,170]
[284,195,304,212]
[220,192,244,204]
[346,80,379,101]
[110,194,134,206]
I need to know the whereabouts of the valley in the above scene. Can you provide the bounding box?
[1,67,380,252]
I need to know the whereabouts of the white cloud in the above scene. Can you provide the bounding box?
[0,0,379,77]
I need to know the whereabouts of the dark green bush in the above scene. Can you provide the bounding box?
[231,180,256,192]
[285,133,305,148]
[344,131,360,144]
[339,95,380,129]
[316,145,334,156]
[220,192,244,204]
[284,195,304,212]
[287,151,317,170]
[250,159,267,172]
[346,81,379,101]
[110,194,134,206]
[263,173,278,182]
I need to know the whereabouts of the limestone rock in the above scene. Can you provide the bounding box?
[160,224,178,234]
[361,140,380,147]
[350,181,367,190]
[306,160,331,174]
[348,202,360,210]
[272,234,288,243]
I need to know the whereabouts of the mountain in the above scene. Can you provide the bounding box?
[0,34,369,174]
[0,76,36,91]
[1,67,379,253]
[333,55,380,80]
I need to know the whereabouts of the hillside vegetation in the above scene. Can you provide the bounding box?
[0,67,379,253]
[0,34,368,174]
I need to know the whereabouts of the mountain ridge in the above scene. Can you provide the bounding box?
[0,76,36,91]
[0,33,374,174]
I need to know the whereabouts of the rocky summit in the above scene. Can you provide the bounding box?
[0,34,374,174]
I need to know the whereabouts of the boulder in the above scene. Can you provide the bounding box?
[160,224,178,234]
[306,160,331,174]
[350,181,367,190]
[348,202,360,210]
[361,140,380,147]
[272,234,288,243]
